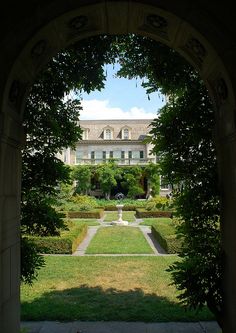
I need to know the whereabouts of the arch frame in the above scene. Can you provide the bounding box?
[1,1,236,332]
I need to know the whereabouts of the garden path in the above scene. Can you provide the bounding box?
[21,320,221,333]
[73,219,168,256]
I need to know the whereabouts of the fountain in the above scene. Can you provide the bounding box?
[111,193,128,226]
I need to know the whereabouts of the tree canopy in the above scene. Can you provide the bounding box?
[113,34,222,326]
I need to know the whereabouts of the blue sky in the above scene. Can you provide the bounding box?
[79,63,166,120]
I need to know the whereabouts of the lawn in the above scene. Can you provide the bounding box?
[21,256,215,322]
[103,211,136,222]
[140,217,172,226]
[71,218,100,226]
[85,226,153,254]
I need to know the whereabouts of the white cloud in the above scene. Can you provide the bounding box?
[80,99,157,120]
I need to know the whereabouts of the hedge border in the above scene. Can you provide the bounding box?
[135,208,173,218]
[151,224,182,254]
[65,209,104,219]
[28,223,88,254]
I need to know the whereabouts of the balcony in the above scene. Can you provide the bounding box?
[75,158,156,165]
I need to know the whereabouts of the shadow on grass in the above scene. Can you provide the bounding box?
[21,284,214,322]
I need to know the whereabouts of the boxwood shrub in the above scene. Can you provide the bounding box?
[151,221,182,254]
[136,208,173,218]
[28,222,88,254]
[66,209,104,219]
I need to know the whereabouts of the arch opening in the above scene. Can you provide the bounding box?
[1,2,236,333]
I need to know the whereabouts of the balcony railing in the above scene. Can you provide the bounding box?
[75,158,156,165]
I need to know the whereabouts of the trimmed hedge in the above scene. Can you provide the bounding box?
[136,208,173,218]
[66,209,104,219]
[151,221,182,254]
[28,223,88,254]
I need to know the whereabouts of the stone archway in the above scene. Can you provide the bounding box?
[1,2,236,332]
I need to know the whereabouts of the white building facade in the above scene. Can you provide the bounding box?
[58,119,171,196]
[59,119,156,166]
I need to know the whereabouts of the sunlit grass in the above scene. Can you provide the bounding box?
[70,218,100,226]
[21,256,215,322]
[140,218,172,226]
[103,211,136,222]
[85,226,153,254]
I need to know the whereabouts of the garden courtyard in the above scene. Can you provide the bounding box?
[21,212,215,324]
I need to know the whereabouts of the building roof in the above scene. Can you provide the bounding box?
[79,119,153,141]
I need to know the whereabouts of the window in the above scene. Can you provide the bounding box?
[105,129,111,139]
[76,150,83,164]
[109,151,113,158]
[123,128,129,139]
[113,151,121,159]
[140,151,144,159]
[103,151,106,160]
[82,128,89,140]
[128,151,132,159]
[121,127,131,139]
[121,151,125,159]
[132,151,140,159]
[91,151,95,159]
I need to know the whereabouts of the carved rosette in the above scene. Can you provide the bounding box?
[143,14,168,38]
[31,40,47,58]
[215,78,228,101]
[8,79,29,113]
[68,16,88,31]
[146,14,168,30]
[9,80,21,105]
[185,37,206,66]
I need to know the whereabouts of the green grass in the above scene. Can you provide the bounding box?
[152,219,177,236]
[140,217,172,226]
[85,226,153,254]
[70,218,100,226]
[95,198,147,208]
[104,211,136,222]
[21,256,215,322]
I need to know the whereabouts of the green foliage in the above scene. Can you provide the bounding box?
[67,210,104,219]
[21,237,45,285]
[21,196,66,237]
[97,161,120,200]
[145,196,172,211]
[121,166,144,198]
[72,165,92,195]
[70,195,97,211]
[151,220,183,254]
[135,208,173,218]
[144,163,160,196]
[28,221,88,254]
[20,32,222,323]
[20,35,117,282]
[114,34,222,324]
[56,182,74,202]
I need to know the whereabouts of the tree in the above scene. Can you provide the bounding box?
[21,35,116,283]
[114,35,223,325]
[121,166,144,198]
[97,161,120,200]
[144,162,160,197]
[72,165,92,195]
